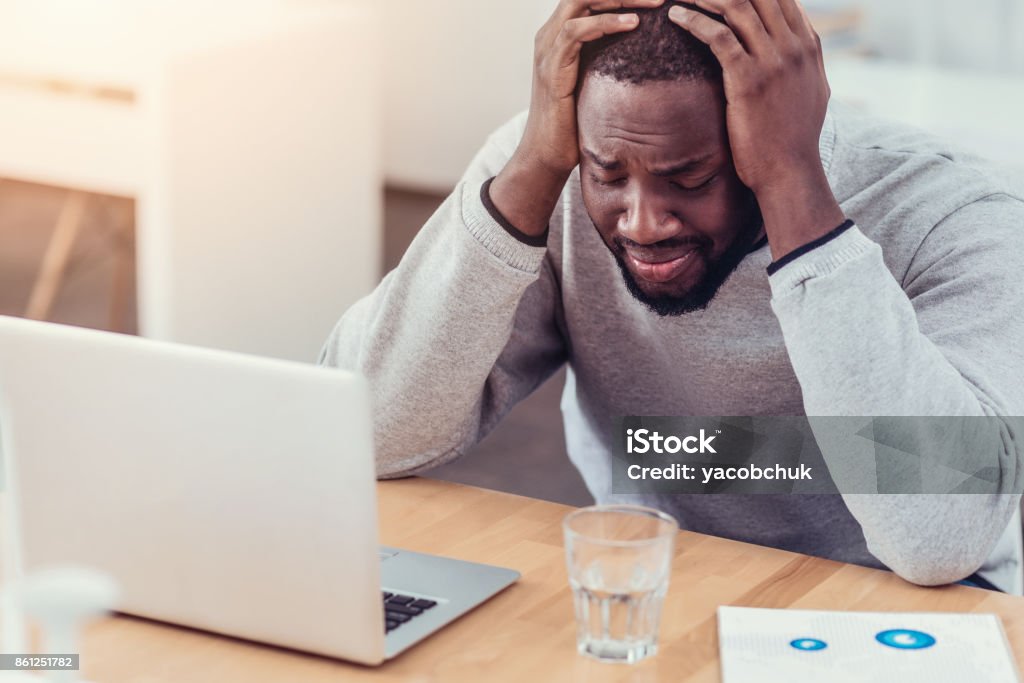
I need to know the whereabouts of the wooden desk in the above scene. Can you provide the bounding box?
[70,479,1022,682]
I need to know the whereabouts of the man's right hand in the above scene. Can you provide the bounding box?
[489,0,664,239]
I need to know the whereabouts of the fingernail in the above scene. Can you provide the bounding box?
[669,6,689,21]
[620,13,639,24]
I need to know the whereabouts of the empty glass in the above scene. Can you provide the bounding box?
[563,505,678,664]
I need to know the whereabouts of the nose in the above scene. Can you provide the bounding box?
[617,188,683,246]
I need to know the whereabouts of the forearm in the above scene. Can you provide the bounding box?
[770,227,1023,584]
[770,227,1007,417]
[755,166,846,262]
[489,148,572,239]
[841,493,1020,587]
[320,181,549,476]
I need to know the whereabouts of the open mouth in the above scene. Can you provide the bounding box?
[626,247,701,284]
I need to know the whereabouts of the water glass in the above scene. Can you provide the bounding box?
[563,505,677,664]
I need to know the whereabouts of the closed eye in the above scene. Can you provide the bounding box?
[590,174,627,188]
[671,174,717,192]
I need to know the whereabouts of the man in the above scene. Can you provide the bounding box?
[321,0,1024,592]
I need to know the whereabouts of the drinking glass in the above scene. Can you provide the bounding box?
[563,505,677,664]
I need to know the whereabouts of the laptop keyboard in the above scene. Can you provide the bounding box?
[383,592,438,633]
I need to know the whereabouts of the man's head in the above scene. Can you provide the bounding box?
[577,4,762,316]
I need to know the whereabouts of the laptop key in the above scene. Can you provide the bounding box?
[383,592,440,633]
[387,594,415,605]
[385,603,422,617]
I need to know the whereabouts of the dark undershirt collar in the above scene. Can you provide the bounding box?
[747,231,769,254]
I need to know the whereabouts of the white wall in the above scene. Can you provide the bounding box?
[378,0,557,191]
[861,0,1024,74]
[0,1,383,363]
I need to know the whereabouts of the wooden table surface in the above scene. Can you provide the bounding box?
[61,479,1024,682]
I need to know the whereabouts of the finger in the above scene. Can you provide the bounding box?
[775,0,813,37]
[586,0,665,11]
[542,0,651,52]
[687,0,771,55]
[558,13,642,57]
[557,0,663,22]
[777,0,824,67]
[690,0,789,38]
[668,5,749,66]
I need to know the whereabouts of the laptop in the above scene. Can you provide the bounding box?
[0,315,519,664]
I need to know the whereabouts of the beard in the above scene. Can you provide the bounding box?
[611,211,764,317]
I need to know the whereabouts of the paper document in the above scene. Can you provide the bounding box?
[718,606,1020,682]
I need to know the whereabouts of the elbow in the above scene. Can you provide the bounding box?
[885,558,980,588]
[868,537,985,588]
[371,407,480,479]
[373,440,466,480]
[375,464,417,481]
[853,495,1018,589]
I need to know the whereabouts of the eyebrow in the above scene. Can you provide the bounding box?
[582,149,715,176]
[583,149,622,171]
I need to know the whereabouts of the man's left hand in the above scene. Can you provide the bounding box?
[669,0,846,261]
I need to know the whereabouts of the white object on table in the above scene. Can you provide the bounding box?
[0,1,381,362]
[718,606,1021,683]
[0,441,27,658]
[15,567,118,683]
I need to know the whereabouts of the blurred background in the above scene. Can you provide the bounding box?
[1,0,1023,507]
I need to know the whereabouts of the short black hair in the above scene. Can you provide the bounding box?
[579,3,725,87]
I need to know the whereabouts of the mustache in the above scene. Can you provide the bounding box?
[613,235,712,252]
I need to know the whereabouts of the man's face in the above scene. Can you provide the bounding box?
[577,75,762,316]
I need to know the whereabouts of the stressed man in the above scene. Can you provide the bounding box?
[321,1,1024,592]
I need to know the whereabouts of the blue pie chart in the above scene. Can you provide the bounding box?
[875,629,936,650]
[790,638,828,651]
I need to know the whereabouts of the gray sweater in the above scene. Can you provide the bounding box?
[321,100,1024,593]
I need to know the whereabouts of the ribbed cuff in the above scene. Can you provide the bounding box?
[481,177,549,247]
[460,179,547,274]
[768,225,875,296]
[767,219,855,275]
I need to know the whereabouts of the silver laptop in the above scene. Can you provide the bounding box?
[0,315,519,665]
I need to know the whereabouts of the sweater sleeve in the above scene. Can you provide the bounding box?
[318,114,567,477]
[769,193,1024,587]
